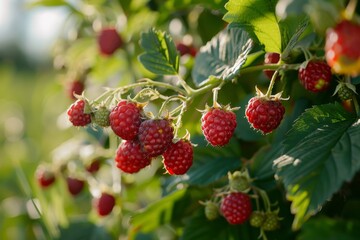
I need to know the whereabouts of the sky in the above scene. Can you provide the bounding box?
[0,0,69,63]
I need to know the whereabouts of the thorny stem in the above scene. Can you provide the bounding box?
[176,74,196,94]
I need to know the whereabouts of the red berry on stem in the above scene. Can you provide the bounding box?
[95,192,116,216]
[98,28,123,56]
[86,160,101,174]
[115,140,151,173]
[325,20,360,75]
[109,101,143,140]
[263,52,280,80]
[245,97,285,134]
[67,99,91,126]
[36,167,55,188]
[66,80,84,100]
[163,139,193,175]
[220,192,252,225]
[298,60,332,92]
[201,108,237,146]
[138,119,174,157]
[66,177,85,196]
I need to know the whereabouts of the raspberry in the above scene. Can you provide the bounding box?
[201,108,237,146]
[67,99,92,126]
[325,20,360,75]
[36,167,55,188]
[176,43,197,57]
[66,177,85,196]
[298,60,332,92]
[262,212,280,231]
[94,192,116,216]
[163,139,193,175]
[86,159,101,174]
[109,101,143,140]
[66,80,84,100]
[220,192,252,225]
[337,85,354,101]
[204,201,219,221]
[93,106,110,127]
[138,119,174,157]
[115,140,151,173]
[263,52,280,80]
[98,27,123,56]
[249,211,265,228]
[245,97,285,134]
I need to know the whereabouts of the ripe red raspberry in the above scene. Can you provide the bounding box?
[201,108,237,146]
[138,119,174,157]
[66,177,85,196]
[36,167,55,188]
[325,20,360,75]
[66,80,84,100]
[98,27,123,56]
[263,52,280,80]
[298,60,332,92]
[163,139,193,175]
[67,99,91,126]
[245,97,285,134]
[109,101,143,140]
[86,159,101,174]
[94,192,116,216]
[115,140,151,173]
[220,192,252,225]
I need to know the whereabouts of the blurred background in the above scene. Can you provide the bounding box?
[0,0,71,238]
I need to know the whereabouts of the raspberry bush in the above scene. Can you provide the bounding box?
[29,0,360,239]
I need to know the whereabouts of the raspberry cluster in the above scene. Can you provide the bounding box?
[108,100,194,175]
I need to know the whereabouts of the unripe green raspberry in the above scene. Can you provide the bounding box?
[249,211,265,228]
[204,201,219,221]
[228,170,251,192]
[262,212,280,231]
[92,106,110,127]
[338,85,354,101]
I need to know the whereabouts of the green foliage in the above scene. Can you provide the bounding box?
[298,217,360,240]
[138,28,180,75]
[274,103,360,229]
[192,27,253,86]
[57,220,112,240]
[223,0,281,52]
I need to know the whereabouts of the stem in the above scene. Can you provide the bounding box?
[93,78,187,104]
[157,95,187,118]
[265,70,280,97]
[173,102,188,137]
[345,0,358,20]
[175,74,195,95]
[189,78,222,98]
[353,96,360,117]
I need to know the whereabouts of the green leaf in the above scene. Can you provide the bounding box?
[274,103,359,230]
[297,217,360,240]
[191,27,253,86]
[26,0,67,7]
[223,0,281,52]
[138,28,179,75]
[182,210,259,240]
[56,220,112,240]
[130,189,186,234]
